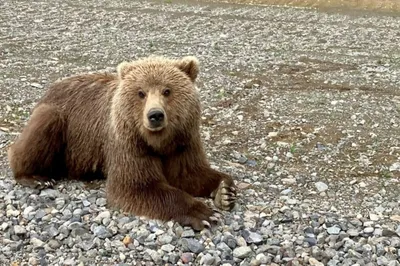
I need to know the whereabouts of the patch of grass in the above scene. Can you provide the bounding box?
[290,143,297,154]
[380,169,393,179]
[217,88,225,98]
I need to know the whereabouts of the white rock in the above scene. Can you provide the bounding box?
[23,206,35,218]
[14,225,26,235]
[282,178,296,185]
[233,246,253,259]
[390,162,400,172]
[315,181,328,192]
[268,132,278,137]
[1,223,9,231]
[31,238,45,248]
[309,258,324,266]
[369,213,379,221]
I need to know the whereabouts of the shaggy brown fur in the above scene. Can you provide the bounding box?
[8,55,237,230]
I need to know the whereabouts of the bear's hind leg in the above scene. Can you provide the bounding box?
[8,103,66,189]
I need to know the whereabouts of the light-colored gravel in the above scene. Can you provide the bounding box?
[1,0,400,265]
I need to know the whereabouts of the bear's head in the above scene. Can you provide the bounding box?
[111,55,202,150]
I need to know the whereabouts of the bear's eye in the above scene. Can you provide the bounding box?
[162,89,171,97]
[138,91,146,99]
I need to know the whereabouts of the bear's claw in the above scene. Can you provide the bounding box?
[34,179,56,190]
[212,179,237,211]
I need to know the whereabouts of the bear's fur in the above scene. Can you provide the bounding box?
[8,55,237,230]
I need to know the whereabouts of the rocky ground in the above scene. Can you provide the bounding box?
[1,0,400,265]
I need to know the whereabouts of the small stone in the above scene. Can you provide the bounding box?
[359,182,367,188]
[309,258,324,266]
[364,227,374,234]
[233,246,253,259]
[68,221,84,230]
[347,229,359,237]
[382,229,399,237]
[236,236,247,246]
[28,257,38,266]
[242,230,263,244]
[161,244,175,253]
[48,239,61,249]
[315,182,328,192]
[256,253,268,264]
[281,189,292,195]
[390,215,400,222]
[30,82,43,89]
[374,228,383,236]
[96,198,107,207]
[122,235,132,246]
[182,229,195,238]
[31,238,44,248]
[1,223,8,231]
[158,234,173,245]
[237,182,252,190]
[93,225,112,239]
[13,225,26,235]
[169,253,180,264]
[377,256,389,265]
[146,249,162,264]
[181,252,193,263]
[217,242,232,253]
[200,253,215,265]
[389,162,400,172]
[369,213,379,221]
[238,156,247,164]
[94,211,111,223]
[305,237,317,246]
[23,206,35,218]
[327,226,341,235]
[268,132,278,137]
[388,260,400,266]
[281,178,296,185]
[39,189,60,199]
[182,238,204,254]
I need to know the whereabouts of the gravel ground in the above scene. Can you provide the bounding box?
[1,0,400,265]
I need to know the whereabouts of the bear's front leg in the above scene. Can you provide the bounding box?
[164,145,237,211]
[106,149,215,231]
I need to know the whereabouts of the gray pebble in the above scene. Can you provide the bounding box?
[233,246,253,259]
[181,238,204,254]
[93,225,113,239]
[96,198,107,207]
[242,230,263,244]
[13,225,26,235]
[347,228,360,237]
[363,227,374,234]
[161,244,175,253]
[182,229,195,238]
[200,253,215,265]
[30,238,44,248]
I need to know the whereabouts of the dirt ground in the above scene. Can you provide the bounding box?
[184,0,400,14]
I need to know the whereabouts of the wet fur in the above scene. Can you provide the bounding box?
[8,56,236,230]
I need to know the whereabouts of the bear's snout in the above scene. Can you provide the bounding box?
[147,108,165,129]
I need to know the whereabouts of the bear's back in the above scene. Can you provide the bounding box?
[38,72,118,179]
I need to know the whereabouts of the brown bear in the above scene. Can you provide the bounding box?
[7,55,237,230]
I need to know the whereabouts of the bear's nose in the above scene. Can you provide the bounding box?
[147,109,165,127]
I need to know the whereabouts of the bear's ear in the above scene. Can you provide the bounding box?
[174,56,199,82]
[117,61,134,80]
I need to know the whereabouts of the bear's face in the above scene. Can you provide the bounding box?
[112,56,201,149]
